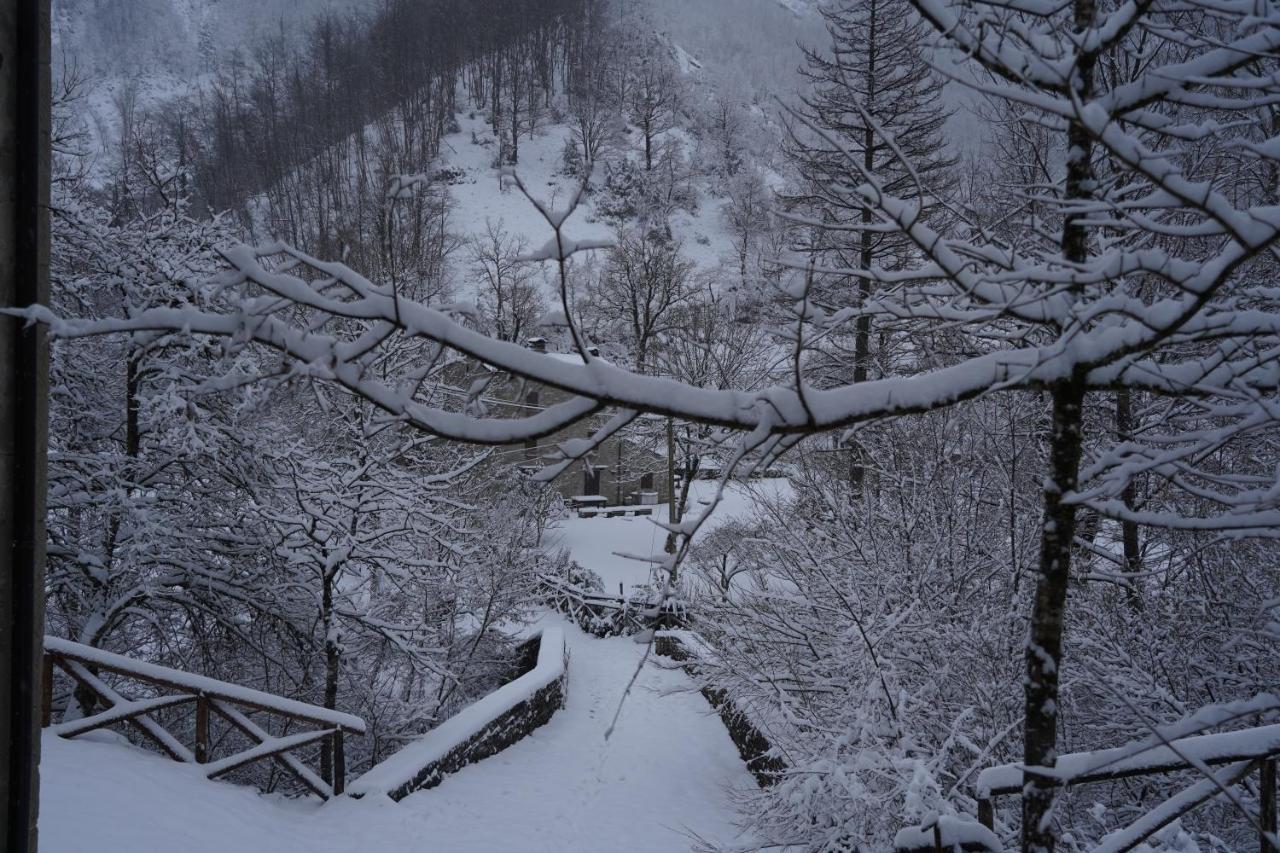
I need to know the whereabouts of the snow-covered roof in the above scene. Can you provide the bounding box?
[542,350,610,366]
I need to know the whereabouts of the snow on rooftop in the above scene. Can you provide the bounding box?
[542,350,607,366]
[893,817,1001,852]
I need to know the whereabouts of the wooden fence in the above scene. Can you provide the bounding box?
[537,572,687,636]
[42,636,366,799]
[974,723,1280,853]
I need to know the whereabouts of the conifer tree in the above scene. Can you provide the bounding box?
[786,0,955,388]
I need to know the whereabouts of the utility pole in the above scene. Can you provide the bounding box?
[1,1,51,852]
[664,417,676,559]
[615,439,624,505]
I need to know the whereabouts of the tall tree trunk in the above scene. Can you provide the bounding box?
[1021,0,1096,840]
[1116,388,1143,611]
[125,349,141,458]
[320,573,339,784]
[643,115,653,172]
[664,417,677,557]
[850,2,876,493]
[509,70,520,164]
[1022,381,1086,853]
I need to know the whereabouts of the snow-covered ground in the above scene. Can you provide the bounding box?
[439,112,615,279]
[438,112,741,303]
[546,477,792,592]
[40,477,786,852]
[40,615,755,853]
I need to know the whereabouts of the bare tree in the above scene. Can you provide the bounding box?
[704,94,746,179]
[723,169,774,289]
[784,0,954,386]
[593,228,694,372]
[627,39,679,173]
[469,218,546,343]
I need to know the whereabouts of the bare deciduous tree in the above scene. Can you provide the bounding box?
[593,228,694,372]
[470,218,546,343]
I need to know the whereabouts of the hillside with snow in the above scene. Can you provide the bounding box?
[428,113,749,303]
[53,0,365,77]
[642,0,828,98]
[27,1,1280,852]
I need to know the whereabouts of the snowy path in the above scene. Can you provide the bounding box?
[377,615,754,851]
[40,616,754,852]
[42,484,785,851]
[547,478,792,592]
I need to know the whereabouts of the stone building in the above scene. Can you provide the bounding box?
[440,338,670,505]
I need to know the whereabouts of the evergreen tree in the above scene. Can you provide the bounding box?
[785,0,955,388]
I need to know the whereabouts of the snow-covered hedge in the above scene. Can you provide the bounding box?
[540,573,687,637]
[347,627,568,802]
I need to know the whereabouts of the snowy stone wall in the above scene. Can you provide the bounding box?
[348,628,568,802]
[654,632,785,786]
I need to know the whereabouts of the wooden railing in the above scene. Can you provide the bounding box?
[894,816,1001,852]
[538,572,687,636]
[348,627,568,801]
[42,637,366,799]
[974,723,1280,853]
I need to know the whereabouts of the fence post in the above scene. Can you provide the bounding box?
[332,730,346,796]
[195,695,210,764]
[40,654,52,728]
[977,796,994,831]
[1262,758,1276,853]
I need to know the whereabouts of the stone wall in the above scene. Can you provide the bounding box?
[654,632,786,787]
[350,629,569,802]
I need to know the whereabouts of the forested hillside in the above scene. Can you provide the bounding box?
[30,0,1280,851]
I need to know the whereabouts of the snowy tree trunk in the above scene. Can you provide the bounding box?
[851,33,875,492]
[321,572,339,785]
[1116,388,1142,612]
[509,64,520,165]
[854,3,877,395]
[1022,7,1096,842]
[1023,381,1085,853]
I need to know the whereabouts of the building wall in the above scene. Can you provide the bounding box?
[440,355,671,505]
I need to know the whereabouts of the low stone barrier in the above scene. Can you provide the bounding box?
[347,627,568,802]
[654,630,786,787]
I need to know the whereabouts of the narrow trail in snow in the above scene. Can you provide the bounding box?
[39,615,755,853]
[382,615,754,852]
